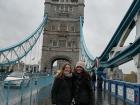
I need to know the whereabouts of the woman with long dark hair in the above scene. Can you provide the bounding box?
[73,60,93,105]
[51,63,73,105]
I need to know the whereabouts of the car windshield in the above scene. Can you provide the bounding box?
[9,72,23,78]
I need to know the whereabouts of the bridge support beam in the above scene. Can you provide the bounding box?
[134,11,140,83]
[107,51,123,80]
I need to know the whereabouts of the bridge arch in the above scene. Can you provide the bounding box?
[49,55,72,64]
[42,55,74,73]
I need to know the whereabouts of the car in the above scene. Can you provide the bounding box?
[3,71,30,88]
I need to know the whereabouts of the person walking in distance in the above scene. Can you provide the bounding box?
[97,75,103,91]
[73,60,93,105]
[91,70,96,91]
[51,63,73,105]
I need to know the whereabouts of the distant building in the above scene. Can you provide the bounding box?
[124,71,137,83]
[106,67,123,80]
[0,62,24,73]
[112,68,123,80]
[0,62,39,73]
[25,64,39,73]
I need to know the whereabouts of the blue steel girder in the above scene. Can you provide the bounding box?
[0,15,48,66]
[100,36,140,68]
[99,0,140,61]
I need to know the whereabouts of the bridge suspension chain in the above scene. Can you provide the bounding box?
[79,16,95,70]
[0,15,48,66]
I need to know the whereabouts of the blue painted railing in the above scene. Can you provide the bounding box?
[103,78,140,105]
[0,74,54,105]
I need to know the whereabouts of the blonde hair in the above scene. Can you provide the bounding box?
[57,63,72,78]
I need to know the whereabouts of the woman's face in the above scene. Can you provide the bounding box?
[64,65,71,73]
[75,66,83,73]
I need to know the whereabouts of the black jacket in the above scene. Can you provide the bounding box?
[91,72,96,82]
[51,76,73,105]
[73,72,93,105]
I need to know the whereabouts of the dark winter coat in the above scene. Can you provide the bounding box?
[73,72,93,105]
[91,72,96,82]
[51,76,73,105]
[97,76,103,91]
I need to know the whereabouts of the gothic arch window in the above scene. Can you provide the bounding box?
[50,40,52,46]
[69,6,73,12]
[60,5,64,11]
[72,41,76,48]
[52,25,55,31]
[71,0,78,2]
[52,40,58,47]
[52,0,59,2]
[65,5,68,12]
[71,26,75,32]
[57,5,60,11]
[54,6,57,11]
[59,40,66,47]
[60,24,67,31]
[67,40,76,48]
[60,0,64,2]
[67,41,72,48]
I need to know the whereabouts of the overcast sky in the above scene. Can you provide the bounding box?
[0,0,137,73]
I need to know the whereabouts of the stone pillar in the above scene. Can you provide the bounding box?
[137,68,140,83]
[134,54,140,82]
[134,11,140,83]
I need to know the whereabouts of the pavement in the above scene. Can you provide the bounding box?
[93,90,131,105]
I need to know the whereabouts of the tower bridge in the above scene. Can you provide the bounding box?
[0,0,140,105]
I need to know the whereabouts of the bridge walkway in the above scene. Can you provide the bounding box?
[43,89,131,105]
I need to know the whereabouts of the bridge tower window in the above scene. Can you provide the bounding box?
[52,0,59,2]
[60,5,64,10]
[53,40,58,47]
[65,5,68,12]
[60,0,64,2]
[59,40,66,47]
[60,24,67,31]
[71,0,78,2]
[69,6,73,12]
[52,25,55,31]
[71,26,75,32]
[67,41,72,48]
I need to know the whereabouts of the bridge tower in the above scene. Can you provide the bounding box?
[134,11,140,83]
[41,0,85,72]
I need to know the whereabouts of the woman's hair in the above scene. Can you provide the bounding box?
[57,63,72,78]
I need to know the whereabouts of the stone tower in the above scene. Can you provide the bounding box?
[41,0,85,72]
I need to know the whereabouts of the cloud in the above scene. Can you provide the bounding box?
[84,0,133,56]
[0,0,44,48]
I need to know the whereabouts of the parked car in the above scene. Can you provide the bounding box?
[4,71,30,88]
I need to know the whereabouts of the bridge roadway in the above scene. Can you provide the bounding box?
[92,90,130,105]
[43,90,131,105]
